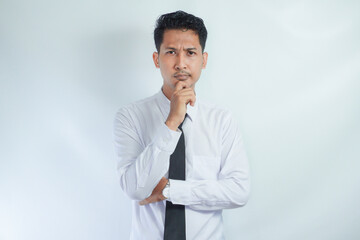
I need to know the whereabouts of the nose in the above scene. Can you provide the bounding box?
[174,52,187,71]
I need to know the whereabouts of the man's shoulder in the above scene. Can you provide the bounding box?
[115,92,158,116]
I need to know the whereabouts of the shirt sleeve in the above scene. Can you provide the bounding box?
[167,110,251,211]
[113,107,182,201]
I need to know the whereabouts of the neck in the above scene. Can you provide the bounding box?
[161,85,172,101]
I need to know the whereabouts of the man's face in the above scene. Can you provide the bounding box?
[153,29,208,93]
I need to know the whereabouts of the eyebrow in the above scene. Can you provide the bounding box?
[164,47,198,51]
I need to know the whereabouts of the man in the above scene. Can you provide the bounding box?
[114,10,250,240]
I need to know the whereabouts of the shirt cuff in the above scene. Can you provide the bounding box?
[168,179,199,205]
[152,122,182,154]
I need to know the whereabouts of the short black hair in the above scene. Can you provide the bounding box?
[154,10,208,53]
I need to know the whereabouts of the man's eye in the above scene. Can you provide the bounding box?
[188,51,196,55]
[167,51,175,54]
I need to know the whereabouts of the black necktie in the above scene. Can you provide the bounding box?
[164,114,187,240]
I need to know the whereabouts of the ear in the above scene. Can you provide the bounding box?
[153,52,160,68]
[202,52,208,69]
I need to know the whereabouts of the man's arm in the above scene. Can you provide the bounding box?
[141,110,250,211]
[172,111,250,211]
[114,82,196,201]
[113,107,181,200]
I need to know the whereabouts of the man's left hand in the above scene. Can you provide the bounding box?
[139,177,168,205]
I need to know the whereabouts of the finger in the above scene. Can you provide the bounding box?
[139,197,151,206]
[179,94,196,105]
[139,199,147,205]
[177,88,195,98]
[189,94,196,106]
[174,81,188,92]
[177,88,194,95]
[182,94,196,106]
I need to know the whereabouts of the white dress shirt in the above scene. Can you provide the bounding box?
[113,88,250,240]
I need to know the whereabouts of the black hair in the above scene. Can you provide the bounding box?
[154,10,208,53]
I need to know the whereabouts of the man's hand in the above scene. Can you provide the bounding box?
[165,81,196,131]
[139,177,168,206]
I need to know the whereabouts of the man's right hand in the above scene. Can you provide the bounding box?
[165,81,196,131]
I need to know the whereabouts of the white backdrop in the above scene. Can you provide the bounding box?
[1,0,359,239]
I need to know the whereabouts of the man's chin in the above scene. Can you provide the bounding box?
[175,80,193,88]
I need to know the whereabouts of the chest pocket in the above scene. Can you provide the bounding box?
[191,155,220,180]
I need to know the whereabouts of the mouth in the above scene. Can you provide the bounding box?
[174,74,190,80]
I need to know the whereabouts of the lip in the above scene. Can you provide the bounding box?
[174,74,190,80]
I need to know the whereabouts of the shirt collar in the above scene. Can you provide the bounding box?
[157,87,198,122]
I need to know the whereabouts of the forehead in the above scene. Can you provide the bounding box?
[161,29,201,49]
